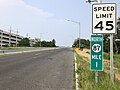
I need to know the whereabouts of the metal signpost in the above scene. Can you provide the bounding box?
[92,2,116,83]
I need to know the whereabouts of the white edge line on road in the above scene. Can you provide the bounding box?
[74,53,79,90]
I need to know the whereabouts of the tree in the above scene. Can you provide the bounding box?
[113,17,120,53]
[33,38,40,47]
[18,38,30,47]
[72,38,90,49]
[51,39,56,47]
[103,34,110,53]
[103,17,120,53]
[39,39,56,47]
[72,38,79,48]
[80,39,90,49]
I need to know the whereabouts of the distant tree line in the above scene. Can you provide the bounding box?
[72,38,90,49]
[42,39,56,47]
[34,39,56,47]
[18,38,56,47]
[72,17,120,54]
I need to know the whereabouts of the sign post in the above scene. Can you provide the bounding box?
[110,34,114,82]
[92,3,116,82]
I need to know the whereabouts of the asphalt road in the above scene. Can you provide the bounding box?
[0,48,74,90]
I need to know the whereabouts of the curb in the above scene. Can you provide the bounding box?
[0,48,58,56]
[74,53,79,90]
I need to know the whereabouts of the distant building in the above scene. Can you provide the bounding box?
[29,38,37,47]
[0,29,23,47]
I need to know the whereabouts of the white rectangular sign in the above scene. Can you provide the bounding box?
[92,3,116,34]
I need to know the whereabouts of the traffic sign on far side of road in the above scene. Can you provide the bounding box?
[90,35,103,71]
[92,3,116,34]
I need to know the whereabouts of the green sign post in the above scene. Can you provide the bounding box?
[90,35,103,71]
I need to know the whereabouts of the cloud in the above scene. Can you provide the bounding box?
[0,0,76,46]
[0,0,54,18]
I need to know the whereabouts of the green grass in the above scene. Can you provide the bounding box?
[103,52,110,60]
[75,53,120,90]
[103,52,120,70]
[114,54,120,69]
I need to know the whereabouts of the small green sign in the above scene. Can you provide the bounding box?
[90,35,103,71]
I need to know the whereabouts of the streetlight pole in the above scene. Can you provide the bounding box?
[67,20,81,48]
[78,23,80,48]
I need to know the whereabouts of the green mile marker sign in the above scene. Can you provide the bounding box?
[90,35,103,71]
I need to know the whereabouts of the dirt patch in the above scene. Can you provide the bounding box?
[116,74,120,81]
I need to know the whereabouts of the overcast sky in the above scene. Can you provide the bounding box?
[0,0,119,46]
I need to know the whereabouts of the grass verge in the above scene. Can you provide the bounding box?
[113,54,120,69]
[103,52,110,60]
[75,53,120,90]
[103,52,120,74]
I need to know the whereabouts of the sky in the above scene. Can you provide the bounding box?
[0,0,120,46]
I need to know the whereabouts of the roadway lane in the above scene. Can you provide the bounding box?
[0,48,74,90]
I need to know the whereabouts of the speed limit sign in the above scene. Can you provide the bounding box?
[92,3,116,34]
